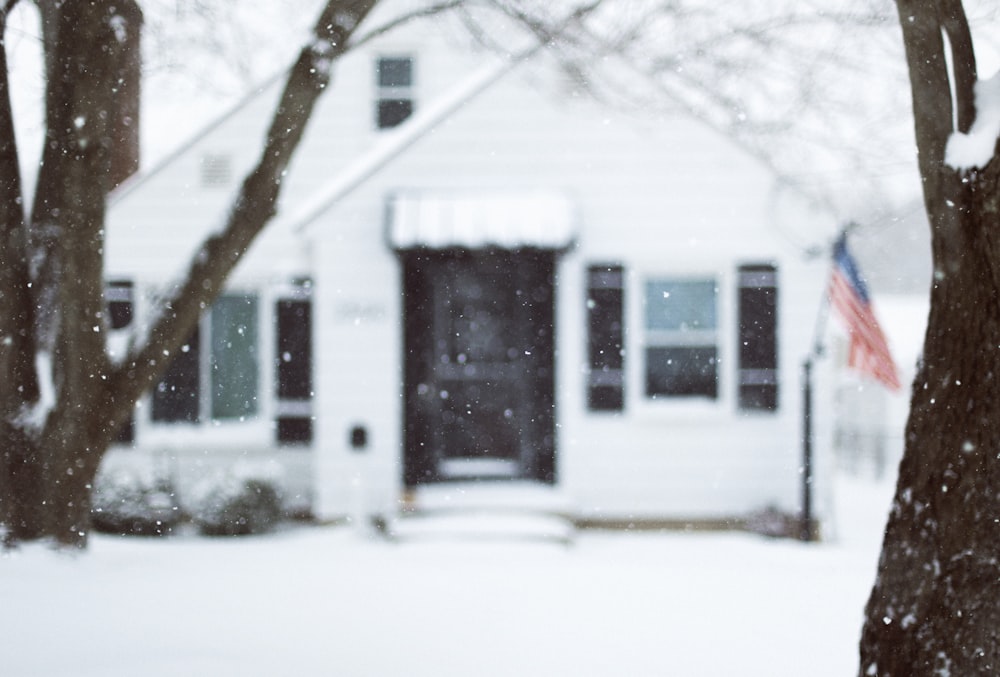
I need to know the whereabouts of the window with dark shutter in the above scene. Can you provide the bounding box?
[737,264,778,411]
[587,264,624,411]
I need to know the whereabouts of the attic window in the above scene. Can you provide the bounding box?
[200,153,231,187]
[375,56,414,129]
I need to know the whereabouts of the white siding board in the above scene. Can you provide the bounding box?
[105,5,836,526]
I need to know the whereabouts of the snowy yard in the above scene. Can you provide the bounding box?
[1,474,893,677]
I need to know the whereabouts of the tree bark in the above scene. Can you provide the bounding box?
[25,0,130,545]
[859,1,1000,673]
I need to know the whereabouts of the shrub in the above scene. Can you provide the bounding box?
[191,467,283,536]
[91,467,180,536]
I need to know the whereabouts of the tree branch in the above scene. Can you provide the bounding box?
[107,0,378,427]
[349,0,463,49]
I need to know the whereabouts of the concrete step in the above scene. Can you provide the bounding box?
[386,481,576,544]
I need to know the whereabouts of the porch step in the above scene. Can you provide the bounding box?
[385,481,576,544]
[404,481,574,513]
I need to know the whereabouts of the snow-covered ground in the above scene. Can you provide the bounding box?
[1,473,894,677]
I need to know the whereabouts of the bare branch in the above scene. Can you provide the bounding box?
[349,0,464,49]
[109,0,379,420]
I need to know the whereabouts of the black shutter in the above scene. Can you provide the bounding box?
[106,280,135,442]
[151,327,201,423]
[587,264,625,411]
[276,297,313,445]
[737,264,778,411]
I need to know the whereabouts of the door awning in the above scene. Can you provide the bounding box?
[387,191,577,250]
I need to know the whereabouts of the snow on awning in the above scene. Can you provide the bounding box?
[387,191,577,250]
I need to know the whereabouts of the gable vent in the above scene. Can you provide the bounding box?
[200,153,232,187]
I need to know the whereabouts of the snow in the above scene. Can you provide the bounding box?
[0,473,894,677]
[388,191,577,250]
[945,71,1000,170]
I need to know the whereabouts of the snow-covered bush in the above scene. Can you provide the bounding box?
[91,467,180,536]
[191,464,283,536]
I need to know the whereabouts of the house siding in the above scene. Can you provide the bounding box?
[103,4,835,527]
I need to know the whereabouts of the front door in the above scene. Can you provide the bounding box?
[402,249,556,485]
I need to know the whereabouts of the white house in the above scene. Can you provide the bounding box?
[102,3,837,534]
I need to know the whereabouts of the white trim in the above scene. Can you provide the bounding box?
[627,266,735,418]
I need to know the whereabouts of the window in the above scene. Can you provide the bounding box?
[586,264,624,411]
[644,278,718,399]
[210,295,259,419]
[738,264,778,411]
[375,56,413,129]
[152,294,259,424]
[275,293,313,445]
[105,280,133,330]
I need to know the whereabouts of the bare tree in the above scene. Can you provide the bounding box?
[858,1,1000,674]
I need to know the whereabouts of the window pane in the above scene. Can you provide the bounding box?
[377,99,413,129]
[211,295,259,420]
[152,328,200,423]
[645,279,716,330]
[646,346,718,398]
[377,57,412,87]
[105,280,133,330]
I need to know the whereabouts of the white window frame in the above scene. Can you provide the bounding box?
[141,286,276,448]
[628,267,734,417]
[374,54,415,130]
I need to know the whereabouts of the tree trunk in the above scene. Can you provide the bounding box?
[859,0,1000,673]
[27,0,127,546]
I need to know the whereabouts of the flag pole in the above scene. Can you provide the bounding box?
[799,224,850,542]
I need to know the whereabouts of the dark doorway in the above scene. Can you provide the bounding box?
[402,249,556,486]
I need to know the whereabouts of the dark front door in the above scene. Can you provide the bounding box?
[402,249,556,485]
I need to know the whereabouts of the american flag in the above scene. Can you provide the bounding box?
[828,235,902,391]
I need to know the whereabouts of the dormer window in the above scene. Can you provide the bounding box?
[375,56,414,129]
